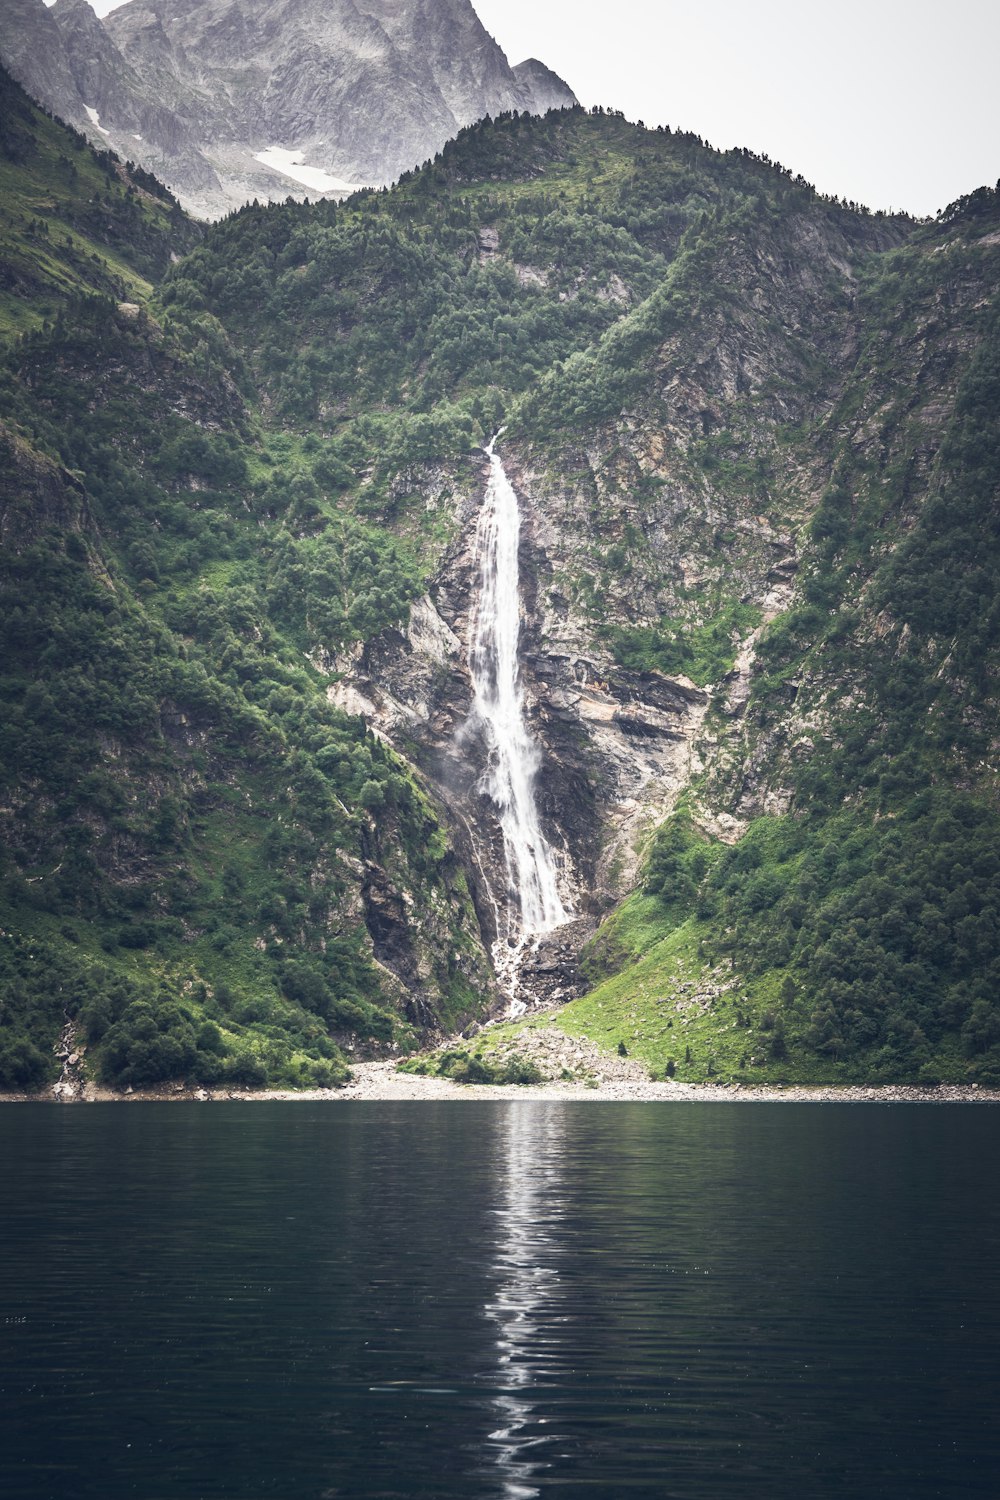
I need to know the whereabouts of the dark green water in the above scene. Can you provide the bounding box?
[1,1102,998,1499]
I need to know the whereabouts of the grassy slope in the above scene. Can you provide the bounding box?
[0,64,198,340]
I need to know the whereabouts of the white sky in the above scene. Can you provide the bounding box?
[81,0,999,217]
[475,0,1000,217]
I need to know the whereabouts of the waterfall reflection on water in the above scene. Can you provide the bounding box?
[483,1103,568,1498]
[466,438,570,1000]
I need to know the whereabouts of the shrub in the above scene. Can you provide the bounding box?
[99,999,198,1088]
[0,1036,50,1090]
[224,1049,268,1088]
[496,1056,543,1085]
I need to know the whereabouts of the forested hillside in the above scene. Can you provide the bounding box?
[2,75,998,1091]
[0,65,198,338]
[0,72,491,1093]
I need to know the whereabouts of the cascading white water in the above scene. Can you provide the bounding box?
[467,437,569,975]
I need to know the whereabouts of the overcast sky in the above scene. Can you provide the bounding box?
[474,0,999,217]
[84,0,999,217]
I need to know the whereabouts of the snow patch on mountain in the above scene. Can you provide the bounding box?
[254,148,364,195]
[2,0,578,218]
[83,103,110,136]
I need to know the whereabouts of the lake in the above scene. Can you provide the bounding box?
[1,1102,998,1498]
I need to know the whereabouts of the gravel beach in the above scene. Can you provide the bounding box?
[3,1058,998,1105]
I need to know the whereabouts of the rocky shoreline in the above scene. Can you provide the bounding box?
[2,1060,998,1106]
[4,1014,999,1105]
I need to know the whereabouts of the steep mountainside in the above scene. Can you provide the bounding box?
[512,59,575,116]
[2,87,999,1093]
[0,0,576,217]
[0,63,199,337]
[0,75,493,1095]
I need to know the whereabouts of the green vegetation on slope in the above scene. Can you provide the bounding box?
[0,78,491,1090]
[2,74,999,1091]
[160,105,905,697]
[553,792,1000,1088]
[532,187,1000,1088]
[602,599,763,687]
[166,107,900,469]
[398,1048,543,1085]
[0,302,485,1087]
[0,64,198,340]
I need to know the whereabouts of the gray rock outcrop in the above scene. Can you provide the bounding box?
[0,0,576,216]
[512,57,576,115]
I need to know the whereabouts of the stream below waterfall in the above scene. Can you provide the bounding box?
[466,439,570,1004]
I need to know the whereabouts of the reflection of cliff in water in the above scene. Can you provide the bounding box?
[482,1102,569,1498]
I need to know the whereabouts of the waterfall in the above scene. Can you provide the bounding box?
[467,437,569,970]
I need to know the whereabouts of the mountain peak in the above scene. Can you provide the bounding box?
[0,0,577,217]
[512,57,577,115]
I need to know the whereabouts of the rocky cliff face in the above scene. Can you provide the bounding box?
[4,93,999,1089]
[0,0,91,136]
[0,0,576,217]
[333,451,713,960]
[512,58,577,116]
[315,197,911,1006]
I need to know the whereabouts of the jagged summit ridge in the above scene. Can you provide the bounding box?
[0,0,577,217]
[512,58,576,116]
